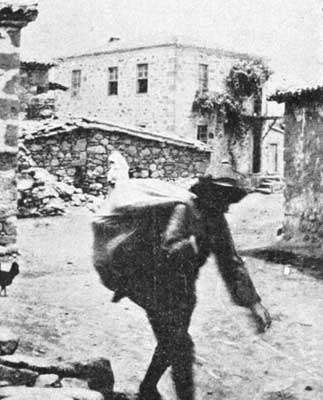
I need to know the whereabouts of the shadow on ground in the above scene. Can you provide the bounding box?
[112,390,303,400]
[240,247,323,280]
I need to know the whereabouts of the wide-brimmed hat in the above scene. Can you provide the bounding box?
[190,160,249,208]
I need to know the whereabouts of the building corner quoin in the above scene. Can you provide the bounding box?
[0,2,38,259]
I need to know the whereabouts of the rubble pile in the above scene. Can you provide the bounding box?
[17,168,102,217]
[17,143,103,217]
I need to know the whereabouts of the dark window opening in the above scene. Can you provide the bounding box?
[137,63,148,93]
[252,127,262,173]
[197,125,208,143]
[108,81,118,95]
[108,67,118,95]
[198,64,208,92]
[71,69,81,97]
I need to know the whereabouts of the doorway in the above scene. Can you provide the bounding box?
[268,143,278,174]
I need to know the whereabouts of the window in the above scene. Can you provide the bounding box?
[198,64,208,91]
[137,63,148,93]
[71,69,81,97]
[108,67,118,95]
[197,125,208,143]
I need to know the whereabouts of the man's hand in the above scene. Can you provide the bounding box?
[250,302,271,333]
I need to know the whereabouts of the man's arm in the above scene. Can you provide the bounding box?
[210,212,271,331]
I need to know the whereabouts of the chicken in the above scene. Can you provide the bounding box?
[0,262,19,297]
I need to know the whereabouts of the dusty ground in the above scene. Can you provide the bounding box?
[1,192,323,400]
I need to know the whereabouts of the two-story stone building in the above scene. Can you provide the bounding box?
[51,36,279,176]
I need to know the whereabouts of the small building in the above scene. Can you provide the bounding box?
[19,60,68,119]
[20,60,54,94]
[20,117,211,194]
[51,36,271,178]
[270,83,323,244]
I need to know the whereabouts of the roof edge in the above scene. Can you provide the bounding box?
[21,117,212,152]
[56,41,264,63]
[269,86,323,104]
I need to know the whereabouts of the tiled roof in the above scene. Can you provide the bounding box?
[0,2,38,26]
[269,86,323,103]
[268,75,323,103]
[21,60,56,69]
[20,117,212,152]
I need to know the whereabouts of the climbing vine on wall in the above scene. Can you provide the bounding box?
[192,60,272,139]
[226,60,271,98]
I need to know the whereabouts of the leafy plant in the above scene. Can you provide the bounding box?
[191,91,225,118]
[192,60,272,139]
[226,60,272,98]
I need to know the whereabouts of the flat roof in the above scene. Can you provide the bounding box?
[56,34,264,63]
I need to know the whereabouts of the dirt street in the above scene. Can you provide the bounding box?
[1,192,322,400]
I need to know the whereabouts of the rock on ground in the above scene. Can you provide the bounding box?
[34,373,60,387]
[2,393,71,400]
[60,378,89,389]
[0,365,38,386]
[0,355,114,394]
[0,330,19,357]
[0,386,104,400]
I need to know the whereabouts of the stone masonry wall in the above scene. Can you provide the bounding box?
[0,4,37,258]
[174,47,253,138]
[283,102,323,243]
[24,128,210,194]
[52,46,177,135]
[53,44,261,144]
[52,44,262,177]
[174,47,263,175]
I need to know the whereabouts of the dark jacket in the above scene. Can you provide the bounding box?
[161,202,261,308]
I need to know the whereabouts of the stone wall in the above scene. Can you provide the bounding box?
[0,4,37,258]
[24,127,211,194]
[283,102,323,243]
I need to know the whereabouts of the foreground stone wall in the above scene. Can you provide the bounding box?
[0,327,114,399]
[24,128,210,193]
[0,4,37,258]
[283,102,323,243]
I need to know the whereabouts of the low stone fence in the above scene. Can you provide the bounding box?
[0,327,114,400]
[21,119,211,195]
